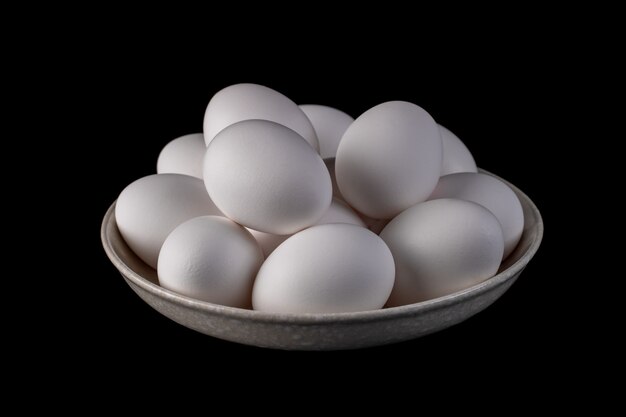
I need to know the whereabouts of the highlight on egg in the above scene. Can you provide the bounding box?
[203,83,320,152]
[115,173,222,269]
[380,198,504,306]
[335,101,443,220]
[248,198,365,258]
[252,224,395,314]
[158,216,264,308]
[112,82,528,316]
[300,104,354,159]
[429,172,523,259]
[157,133,206,179]
[203,119,332,235]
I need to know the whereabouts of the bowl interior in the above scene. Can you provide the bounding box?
[102,169,543,322]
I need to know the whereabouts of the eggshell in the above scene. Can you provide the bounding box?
[360,215,391,235]
[300,104,353,158]
[429,172,523,258]
[336,101,442,219]
[158,216,263,308]
[439,125,477,175]
[246,229,289,259]
[115,174,222,268]
[248,198,364,257]
[156,133,206,179]
[252,224,395,314]
[323,157,345,202]
[204,120,332,235]
[203,83,319,152]
[316,198,365,227]
[380,198,504,306]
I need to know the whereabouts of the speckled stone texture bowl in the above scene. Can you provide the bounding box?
[101,170,543,350]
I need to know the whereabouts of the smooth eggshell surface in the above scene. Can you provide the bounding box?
[253,224,395,314]
[247,198,365,257]
[203,83,319,152]
[246,229,289,259]
[115,174,222,268]
[336,101,442,219]
[157,133,206,179]
[315,198,365,227]
[360,215,391,235]
[204,120,332,235]
[300,104,354,159]
[380,198,504,306]
[439,125,477,175]
[158,216,263,308]
[323,158,345,202]
[429,172,523,258]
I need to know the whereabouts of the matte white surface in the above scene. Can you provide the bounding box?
[381,198,504,307]
[246,229,289,259]
[158,216,263,308]
[204,120,332,235]
[300,105,353,158]
[439,125,477,175]
[248,198,364,257]
[316,198,365,227]
[102,169,544,350]
[430,172,523,258]
[253,224,395,314]
[336,101,442,219]
[156,133,206,179]
[323,158,345,202]
[203,83,319,152]
[360,215,391,235]
[115,174,221,268]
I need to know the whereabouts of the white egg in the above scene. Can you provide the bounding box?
[429,172,524,258]
[246,229,289,259]
[321,164,390,234]
[156,133,206,179]
[300,104,354,158]
[323,157,345,202]
[115,174,222,268]
[204,120,332,235]
[439,124,477,175]
[380,198,504,306]
[253,224,395,314]
[203,83,319,152]
[336,101,442,219]
[316,198,365,227]
[247,198,364,257]
[360,215,391,235]
[158,216,263,308]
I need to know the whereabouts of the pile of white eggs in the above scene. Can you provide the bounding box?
[116,83,524,314]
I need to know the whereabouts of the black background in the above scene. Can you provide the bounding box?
[82,48,562,379]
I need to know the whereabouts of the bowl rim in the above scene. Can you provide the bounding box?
[101,169,543,325]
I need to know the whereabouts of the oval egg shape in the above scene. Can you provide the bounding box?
[429,172,524,258]
[336,101,442,219]
[203,83,319,152]
[157,133,206,179]
[380,198,504,306]
[115,174,222,268]
[300,104,354,159]
[204,120,332,235]
[158,216,263,308]
[253,223,395,314]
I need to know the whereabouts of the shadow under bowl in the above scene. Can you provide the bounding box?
[101,170,543,350]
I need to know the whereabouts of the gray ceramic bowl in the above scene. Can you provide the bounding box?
[101,170,543,350]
